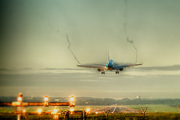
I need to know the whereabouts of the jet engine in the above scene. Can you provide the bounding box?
[119,68,123,71]
[97,68,101,71]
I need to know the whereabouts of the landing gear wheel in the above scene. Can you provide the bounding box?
[101,71,105,74]
[115,71,119,74]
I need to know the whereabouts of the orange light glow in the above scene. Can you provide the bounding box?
[70,108,74,112]
[17,97,22,102]
[23,109,26,113]
[44,96,49,102]
[54,106,58,113]
[86,108,90,112]
[38,109,42,114]
[70,96,75,102]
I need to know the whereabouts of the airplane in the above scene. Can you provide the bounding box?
[77,54,142,74]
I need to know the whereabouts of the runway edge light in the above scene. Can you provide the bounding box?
[86,108,90,112]
[69,96,75,107]
[70,108,74,114]
[17,93,23,102]
[38,109,42,114]
[43,96,49,107]
[54,106,58,113]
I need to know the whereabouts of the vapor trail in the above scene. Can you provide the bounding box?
[127,38,138,63]
[123,0,138,63]
[66,34,81,64]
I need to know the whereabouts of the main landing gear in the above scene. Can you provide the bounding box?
[101,71,105,74]
[115,71,119,74]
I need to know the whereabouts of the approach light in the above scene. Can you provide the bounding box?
[44,96,49,107]
[17,93,23,102]
[17,97,22,102]
[69,96,75,102]
[23,109,26,113]
[70,108,74,114]
[54,106,58,113]
[44,96,49,102]
[38,109,42,114]
[53,107,59,119]
[86,108,90,112]
[69,96,75,107]
[70,108,74,112]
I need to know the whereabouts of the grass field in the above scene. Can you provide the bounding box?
[27,105,104,112]
[0,107,14,113]
[0,105,179,113]
[127,104,179,113]
[0,106,104,113]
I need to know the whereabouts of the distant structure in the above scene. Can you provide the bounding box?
[148,97,152,99]
[136,96,141,99]
[114,98,124,100]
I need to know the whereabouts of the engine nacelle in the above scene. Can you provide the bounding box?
[119,68,123,71]
[97,68,101,71]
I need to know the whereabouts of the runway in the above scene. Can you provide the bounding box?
[91,106,141,113]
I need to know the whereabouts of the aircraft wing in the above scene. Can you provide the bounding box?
[113,63,142,69]
[77,64,106,69]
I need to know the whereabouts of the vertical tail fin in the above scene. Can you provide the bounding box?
[106,51,110,68]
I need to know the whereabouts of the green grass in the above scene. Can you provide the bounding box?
[0,106,104,113]
[0,105,179,113]
[0,107,14,113]
[127,104,179,113]
[1,112,180,120]
[27,105,104,112]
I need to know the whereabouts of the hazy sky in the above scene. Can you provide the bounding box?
[0,0,180,99]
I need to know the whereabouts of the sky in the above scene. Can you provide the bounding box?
[0,0,180,99]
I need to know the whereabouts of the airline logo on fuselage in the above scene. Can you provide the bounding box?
[106,59,114,70]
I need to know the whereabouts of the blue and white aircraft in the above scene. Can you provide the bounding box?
[77,55,142,74]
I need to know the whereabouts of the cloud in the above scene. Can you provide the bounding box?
[1,65,180,75]
[0,68,35,74]
[41,68,83,70]
[78,80,97,82]
[0,67,93,74]
[22,68,33,70]
[134,65,180,71]
[123,65,180,77]
[0,68,33,71]
[40,68,95,74]
[0,68,11,72]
